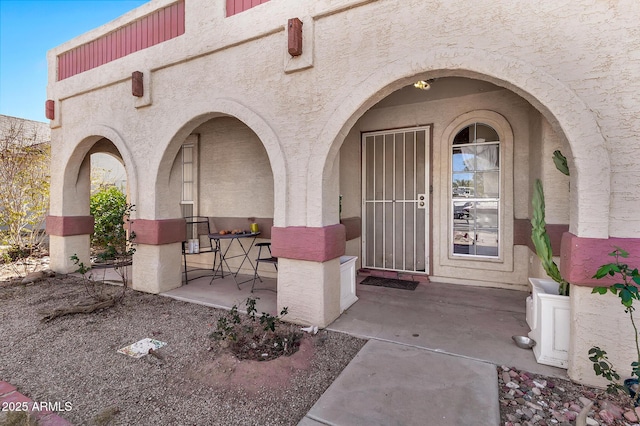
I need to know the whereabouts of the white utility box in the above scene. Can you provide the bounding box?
[339,256,358,313]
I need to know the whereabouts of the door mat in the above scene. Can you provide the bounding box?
[360,276,419,291]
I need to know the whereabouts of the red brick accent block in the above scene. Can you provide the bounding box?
[132,71,144,97]
[560,232,640,287]
[271,224,346,262]
[129,218,186,245]
[340,216,361,241]
[288,18,303,56]
[45,99,55,120]
[46,215,94,236]
[514,219,568,256]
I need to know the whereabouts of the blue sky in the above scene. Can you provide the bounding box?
[0,0,149,123]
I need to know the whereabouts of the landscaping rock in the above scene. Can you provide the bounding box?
[498,366,638,426]
[623,410,638,422]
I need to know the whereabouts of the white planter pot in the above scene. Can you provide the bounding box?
[526,278,570,369]
[339,256,358,313]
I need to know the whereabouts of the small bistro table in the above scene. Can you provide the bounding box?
[208,231,260,289]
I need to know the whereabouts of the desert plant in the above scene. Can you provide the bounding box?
[531,179,570,296]
[210,297,299,360]
[589,248,640,404]
[530,150,571,296]
[552,150,569,176]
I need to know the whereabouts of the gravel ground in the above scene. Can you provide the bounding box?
[0,273,366,426]
[7,260,640,426]
[499,366,640,426]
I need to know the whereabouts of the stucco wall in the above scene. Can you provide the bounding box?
[569,285,637,387]
[47,0,631,237]
[195,117,274,218]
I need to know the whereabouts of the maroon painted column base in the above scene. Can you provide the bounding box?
[46,215,94,236]
[129,219,186,245]
[560,232,640,287]
[46,216,187,246]
[271,224,346,262]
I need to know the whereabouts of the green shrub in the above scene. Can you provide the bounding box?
[90,186,128,260]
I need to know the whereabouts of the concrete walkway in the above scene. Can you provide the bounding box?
[299,339,500,425]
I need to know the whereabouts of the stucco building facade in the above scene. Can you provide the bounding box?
[46,0,640,386]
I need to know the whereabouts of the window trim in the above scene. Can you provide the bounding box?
[451,124,501,259]
[180,134,199,217]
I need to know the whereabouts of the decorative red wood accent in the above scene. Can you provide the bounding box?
[226,0,270,17]
[340,217,361,241]
[57,0,185,81]
[132,71,144,97]
[288,18,303,56]
[45,100,55,120]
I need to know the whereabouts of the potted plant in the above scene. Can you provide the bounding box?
[589,248,640,407]
[526,150,571,368]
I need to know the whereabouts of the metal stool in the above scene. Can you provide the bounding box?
[251,242,278,292]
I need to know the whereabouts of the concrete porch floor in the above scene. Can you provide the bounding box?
[329,277,565,378]
[161,270,278,315]
[161,272,564,378]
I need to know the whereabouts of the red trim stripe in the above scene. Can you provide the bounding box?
[57,0,185,80]
[226,0,269,17]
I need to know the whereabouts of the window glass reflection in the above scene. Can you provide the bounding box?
[451,123,500,258]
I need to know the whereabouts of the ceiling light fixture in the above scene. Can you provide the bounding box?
[414,80,431,90]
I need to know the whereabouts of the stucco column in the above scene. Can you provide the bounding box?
[277,257,341,327]
[560,233,640,386]
[132,243,183,293]
[568,285,636,387]
[129,218,186,294]
[47,149,93,274]
[271,224,346,327]
[46,216,94,273]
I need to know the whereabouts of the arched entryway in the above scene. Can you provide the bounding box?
[300,52,612,382]
[47,125,137,276]
[144,100,285,296]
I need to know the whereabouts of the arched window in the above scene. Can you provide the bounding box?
[451,123,500,257]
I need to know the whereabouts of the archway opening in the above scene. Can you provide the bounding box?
[54,136,133,286]
[162,115,277,297]
[335,76,571,290]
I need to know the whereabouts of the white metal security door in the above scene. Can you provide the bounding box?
[362,126,430,273]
